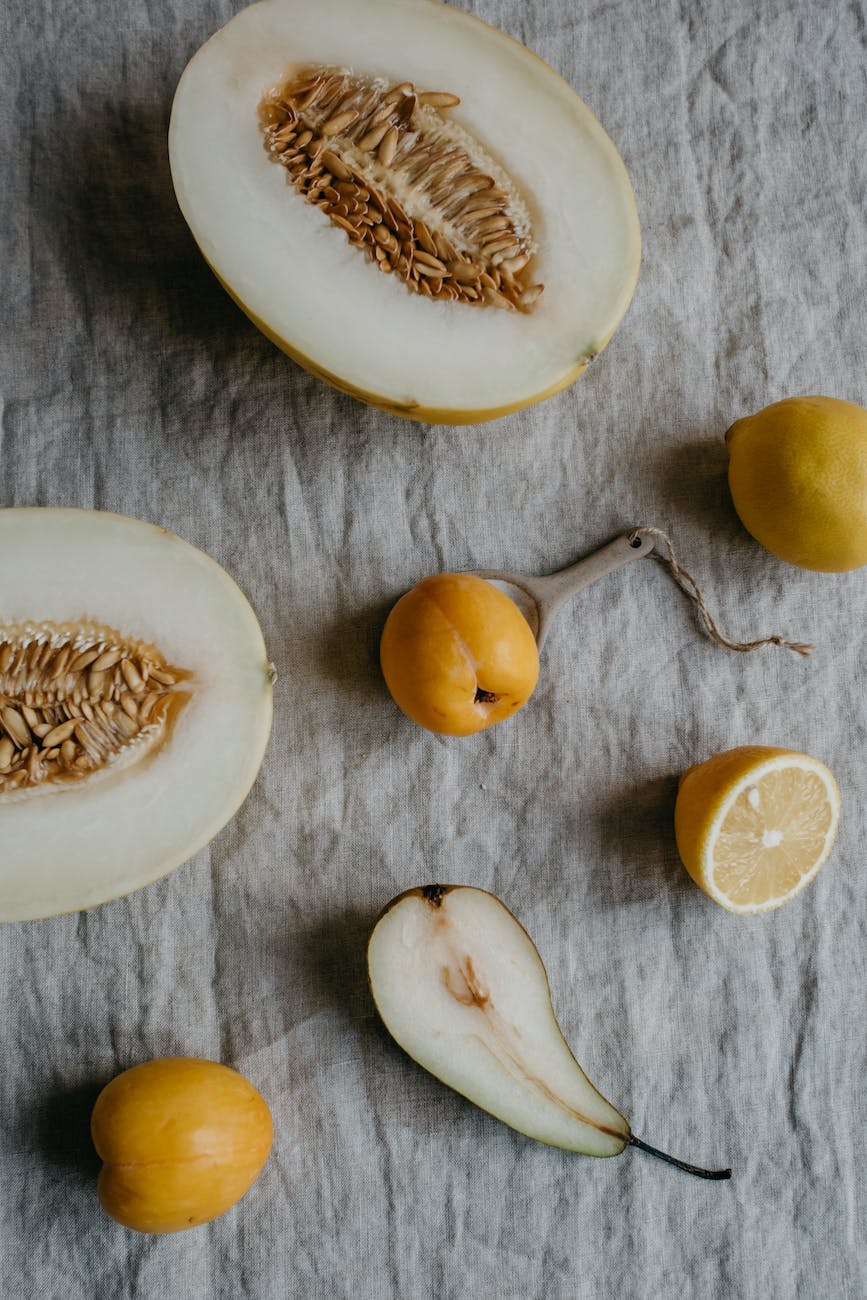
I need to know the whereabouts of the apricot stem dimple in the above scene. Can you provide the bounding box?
[474,686,499,704]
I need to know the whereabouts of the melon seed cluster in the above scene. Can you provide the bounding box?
[0,626,185,795]
[260,68,544,311]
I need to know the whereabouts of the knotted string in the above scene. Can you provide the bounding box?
[627,527,814,657]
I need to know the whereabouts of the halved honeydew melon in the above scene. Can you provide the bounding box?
[169,0,641,423]
[0,510,273,921]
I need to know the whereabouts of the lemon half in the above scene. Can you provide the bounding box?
[675,746,841,914]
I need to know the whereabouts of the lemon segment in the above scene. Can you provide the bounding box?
[675,746,841,914]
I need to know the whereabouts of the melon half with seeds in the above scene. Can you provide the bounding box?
[0,510,273,922]
[169,0,641,422]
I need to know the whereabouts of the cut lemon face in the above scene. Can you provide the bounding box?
[674,747,841,914]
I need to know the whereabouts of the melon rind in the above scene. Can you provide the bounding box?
[169,0,641,423]
[0,510,273,921]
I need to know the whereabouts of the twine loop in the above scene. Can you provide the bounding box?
[627,527,813,658]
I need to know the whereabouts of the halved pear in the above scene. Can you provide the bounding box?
[368,885,730,1177]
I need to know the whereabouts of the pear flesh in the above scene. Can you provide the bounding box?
[368,885,731,1178]
[368,885,628,1156]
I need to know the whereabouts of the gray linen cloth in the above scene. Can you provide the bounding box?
[1,0,865,1296]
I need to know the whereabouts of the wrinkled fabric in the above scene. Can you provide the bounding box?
[1,1,865,1297]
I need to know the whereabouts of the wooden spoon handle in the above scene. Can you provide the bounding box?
[532,532,655,648]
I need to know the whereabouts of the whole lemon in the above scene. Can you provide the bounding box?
[726,395,867,571]
[91,1057,273,1233]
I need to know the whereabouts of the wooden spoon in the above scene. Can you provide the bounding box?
[470,532,656,649]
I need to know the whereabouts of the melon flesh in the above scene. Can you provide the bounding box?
[0,510,272,921]
[169,0,641,422]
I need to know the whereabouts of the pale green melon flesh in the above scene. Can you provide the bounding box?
[0,510,273,921]
[169,0,641,420]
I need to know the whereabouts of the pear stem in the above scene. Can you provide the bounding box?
[628,1135,731,1180]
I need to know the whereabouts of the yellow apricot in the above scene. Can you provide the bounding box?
[380,573,540,736]
[91,1057,272,1233]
